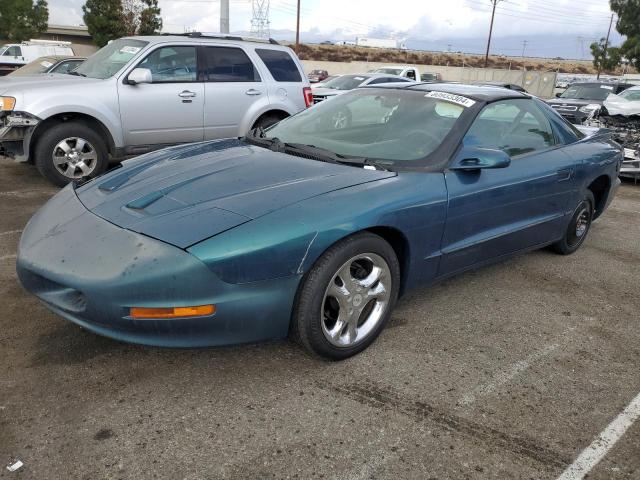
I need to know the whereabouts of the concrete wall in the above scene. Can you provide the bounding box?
[301,60,557,98]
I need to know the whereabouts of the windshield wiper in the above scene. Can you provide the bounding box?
[243,131,390,171]
[283,142,390,171]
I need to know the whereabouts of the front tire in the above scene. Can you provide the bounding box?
[552,191,595,255]
[34,122,109,187]
[292,232,401,360]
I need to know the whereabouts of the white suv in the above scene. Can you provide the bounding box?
[0,33,312,186]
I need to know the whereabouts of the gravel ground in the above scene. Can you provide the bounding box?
[1,157,639,479]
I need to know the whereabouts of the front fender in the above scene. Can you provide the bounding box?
[187,172,448,291]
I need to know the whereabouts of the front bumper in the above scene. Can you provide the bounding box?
[16,186,300,347]
[0,112,39,161]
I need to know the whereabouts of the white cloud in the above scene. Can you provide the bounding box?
[47,0,615,40]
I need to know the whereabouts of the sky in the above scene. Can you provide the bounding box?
[49,0,623,59]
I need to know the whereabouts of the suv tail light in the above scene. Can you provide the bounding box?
[303,87,313,108]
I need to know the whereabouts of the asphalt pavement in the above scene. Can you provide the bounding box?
[1,157,639,479]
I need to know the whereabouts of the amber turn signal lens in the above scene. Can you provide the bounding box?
[129,305,215,319]
[0,97,16,111]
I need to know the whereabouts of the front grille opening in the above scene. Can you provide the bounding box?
[19,269,87,313]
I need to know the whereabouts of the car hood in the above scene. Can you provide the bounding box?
[0,74,100,95]
[312,88,344,96]
[547,98,603,107]
[76,139,395,249]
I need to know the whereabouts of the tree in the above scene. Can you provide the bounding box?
[610,0,640,70]
[83,0,126,47]
[122,0,162,36]
[590,38,622,75]
[0,0,49,42]
[83,0,162,47]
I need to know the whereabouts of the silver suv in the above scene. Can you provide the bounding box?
[0,33,312,186]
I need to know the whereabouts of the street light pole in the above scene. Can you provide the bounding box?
[295,0,301,48]
[484,0,500,68]
[220,0,229,33]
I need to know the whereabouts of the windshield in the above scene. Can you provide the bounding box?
[75,39,148,79]
[322,75,370,90]
[8,57,56,76]
[261,89,467,164]
[375,68,403,75]
[560,84,613,101]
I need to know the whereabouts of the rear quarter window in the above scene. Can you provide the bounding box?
[255,48,302,82]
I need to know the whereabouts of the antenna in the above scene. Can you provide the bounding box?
[250,0,270,38]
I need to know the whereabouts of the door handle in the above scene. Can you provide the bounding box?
[178,90,196,98]
[245,89,262,96]
[557,168,573,182]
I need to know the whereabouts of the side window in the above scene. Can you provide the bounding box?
[368,77,393,85]
[51,60,79,74]
[137,46,197,83]
[4,46,22,57]
[463,99,556,157]
[405,70,416,80]
[202,47,260,82]
[255,48,302,82]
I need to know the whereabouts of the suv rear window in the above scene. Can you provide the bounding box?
[203,46,260,82]
[255,49,301,82]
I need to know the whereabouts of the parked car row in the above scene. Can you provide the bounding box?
[544,81,639,181]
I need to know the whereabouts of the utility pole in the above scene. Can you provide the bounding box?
[220,0,229,34]
[598,13,615,79]
[484,0,501,68]
[521,40,528,58]
[295,0,301,48]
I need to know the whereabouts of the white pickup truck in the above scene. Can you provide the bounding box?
[370,65,441,82]
[0,40,75,75]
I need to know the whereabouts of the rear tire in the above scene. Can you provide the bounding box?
[292,232,400,360]
[252,113,285,130]
[34,122,109,187]
[552,191,595,255]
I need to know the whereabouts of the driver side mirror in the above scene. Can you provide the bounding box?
[127,68,152,85]
[450,146,511,171]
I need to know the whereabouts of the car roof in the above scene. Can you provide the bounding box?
[129,34,290,49]
[569,81,631,87]
[368,82,528,101]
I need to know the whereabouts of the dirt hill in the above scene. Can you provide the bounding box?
[292,43,631,75]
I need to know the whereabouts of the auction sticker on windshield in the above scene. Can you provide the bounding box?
[120,46,141,55]
[425,91,476,108]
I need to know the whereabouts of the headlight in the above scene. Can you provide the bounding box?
[579,104,601,114]
[0,97,16,111]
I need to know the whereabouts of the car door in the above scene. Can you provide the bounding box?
[118,45,204,147]
[438,98,580,276]
[201,45,265,139]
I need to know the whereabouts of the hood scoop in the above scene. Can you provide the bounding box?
[76,140,395,248]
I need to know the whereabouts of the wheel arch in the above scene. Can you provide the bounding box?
[251,109,290,129]
[300,225,412,298]
[586,174,611,219]
[29,113,117,163]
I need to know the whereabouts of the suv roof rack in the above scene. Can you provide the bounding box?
[161,32,280,45]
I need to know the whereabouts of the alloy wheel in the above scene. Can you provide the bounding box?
[321,253,391,348]
[52,137,98,179]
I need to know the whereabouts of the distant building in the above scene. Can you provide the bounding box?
[38,25,97,57]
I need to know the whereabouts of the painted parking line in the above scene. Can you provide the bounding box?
[457,325,578,408]
[0,229,22,237]
[556,390,640,480]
